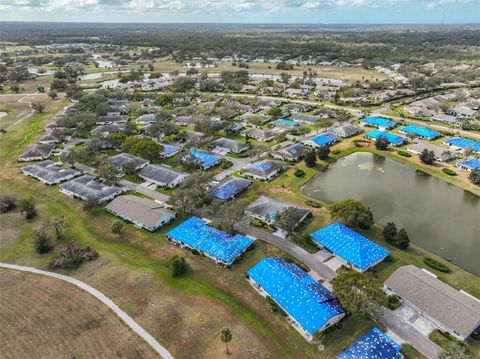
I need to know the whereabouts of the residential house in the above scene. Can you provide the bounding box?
[59,175,123,203]
[18,143,55,162]
[241,160,286,182]
[107,153,150,172]
[272,143,306,162]
[21,160,80,185]
[211,138,249,155]
[407,142,456,162]
[243,128,275,142]
[245,195,311,227]
[139,164,188,188]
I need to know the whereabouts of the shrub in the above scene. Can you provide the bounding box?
[442,168,457,176]
[17,197,37,219]
[331,149,341,155]
[48,242,99,270]
[398,150,412,157]
[294,168,305,177]
[169,255,187,277]
[387,295,401,309]
[31,229,52,254]
[305,200,322,208]
[111,220,124,234]
[266,296,279,312]
[423,257,450,272]
[0,194,16,213]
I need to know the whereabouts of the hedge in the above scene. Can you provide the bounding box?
[442,168,457,176]
[398,150,412,157]
[423,257,450,272]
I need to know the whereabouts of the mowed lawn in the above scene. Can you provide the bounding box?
[0,269,159,359]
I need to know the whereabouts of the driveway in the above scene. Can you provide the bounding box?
[0,263,173,359]
[119,179,170,203]
[213,155,254,181]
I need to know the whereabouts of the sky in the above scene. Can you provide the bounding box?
[1,0,479,24]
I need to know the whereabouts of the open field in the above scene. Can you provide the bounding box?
[0,93,56,130]
[0,268,159,359]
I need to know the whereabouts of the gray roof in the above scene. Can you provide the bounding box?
[91,124,125,135]
[18,143,55,160]
[106,195,175,228]
[38,130,63,143]
[21,160,80,184]
[139,164,187,185]
[96,115,128,124]
[331,124,361,137]
[274,143,306,161]
[179,130,207,142]
[385,265,480,338]
[245,195,310,222]
[243,128,275,140]
[211,138,249,153]
[407,142,457,161]
[107,153,149,170]
[59,175,122,200]
[136,114,156,123]
[291,113,320,124]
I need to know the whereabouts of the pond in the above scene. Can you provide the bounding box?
[302,152,480,275]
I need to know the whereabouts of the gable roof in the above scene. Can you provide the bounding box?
[211,176,252,201]
[139,164,188,185]
[248,257,345,335]
[107,153,149,170]
[307,132,339,147]
[241,160,285,177]
[211,138,249,153]
[337,327,401,359]
[310,222,390,271]
[243,128,275,140]
[385,265,480,338]
[18,143,55,160]
[21,160,80,184]
[245,195,310,222]
[331,124,361,138]
[59,175,122,200]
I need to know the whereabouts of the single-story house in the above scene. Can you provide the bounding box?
[310,222,390,272]
[91,124,125,137]
[166,216,254,265]
[273,119,300,131]
[361,117,397,130]
[364,130,407,146]
[291,113,320,124]
[247,257,345,341]
[136,113,156,125]
[59,175,123,203]
[106,195,176,231]
[448,105,477,118]
[177,130,208,143]
[245,195,311,227]
[211,138,249,155]
[210,176,252,202]
[304,132,339,148]
[385,265,480,341]
[243,128,275,142]
[331,124,361,138]
[407,142,456,162]
[95,115,129,125]
[107,153,150,172]
[159,143,182,158]
[432,114,463,126]
[399,125,440,140]
[337,328,401,359]
[456,158,480,172]
[443,137,480,154]
[183,150,221,170]
[21,160,80,185]
[18,143,55,162]
[38,130,63,144]
[272,143,306,162]
[139,164,188,188]
[241,160,286,181]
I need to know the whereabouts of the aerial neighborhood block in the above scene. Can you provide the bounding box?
[59,175,123,203]
[139,164,188,188]
[166,216,254,265]
[106,195,176,231]
[210,176,252,202]
[310,222,390,272]
[21,160,80,185]
[247,257,346,341]
[241,160,286,181]
[385,265,480,341]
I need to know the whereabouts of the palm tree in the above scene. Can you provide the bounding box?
[220,327,232,355]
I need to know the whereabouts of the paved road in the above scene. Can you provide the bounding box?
[381,309,441,359]
[0,263,174,359]
[119,179,170,203]
[213,155,253,181]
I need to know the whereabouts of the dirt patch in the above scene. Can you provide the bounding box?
[0,268,159,359]
[268,186,293,194]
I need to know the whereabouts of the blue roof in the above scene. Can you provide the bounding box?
[310,222,390,271]
[444,137,480,153]
[211,177,251,201]
[160,144,181,156]
[361,117,397,129]
[185,150,221,169]
[400,125,440,139]
[288,143,304,155]
[337,327,401,359]
[247,257,345,335]
[457,158,480,170]
[277,119,299,127]
[166,216,254,264]
[309,132,339,147]
[246,160,272,172]
[365,130,406,146]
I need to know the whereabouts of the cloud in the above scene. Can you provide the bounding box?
[0,0,473,14]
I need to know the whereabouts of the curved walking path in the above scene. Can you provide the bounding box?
[0,262,174,359]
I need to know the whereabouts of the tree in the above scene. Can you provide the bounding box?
[18,197,37,219]
[167,173,212,214]
[317,146,330,160]
[83,196,98,210]
[11,84,20,93]
[332,270,387,320]
[36,85,45,93]
[251,144,270,159]
[60,150,77,167]
[154,93,173,106]
[304,150,317,168]
[395,229,410,249]
[173,76,196,92]
[97,164,121,185]
[0,194,16,213]
[31,229,52,254]
[169,255,187,277]
[268,107,282,119]
[419,149,435,165]
[374,136,389,150]
[382,222,397,243]
[48,91,58,100]
[44,216,69,240]
[211,200,246,234]
[275,207,304,238]
[469,168,480,186]
[220,327,233,355]
[111,220,123,234]
[329,199,374,229]
[32,102,45,113]
[122,136,163,161]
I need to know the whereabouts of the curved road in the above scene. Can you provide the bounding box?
[0,262,173,359]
